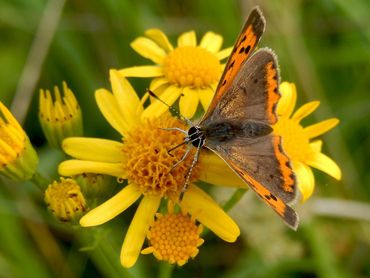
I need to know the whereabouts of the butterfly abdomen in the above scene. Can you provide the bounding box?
[203,120,272,143]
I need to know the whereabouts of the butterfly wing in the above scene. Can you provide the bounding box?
[202,49,298,229]
[201,48,280,126]
[206,135,298,229]
[202,7,265,121]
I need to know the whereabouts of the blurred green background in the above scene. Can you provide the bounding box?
[1,0,369,277]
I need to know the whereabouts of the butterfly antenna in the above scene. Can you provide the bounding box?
[146,89,193,126]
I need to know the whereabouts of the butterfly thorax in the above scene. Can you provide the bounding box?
[199,120,272,143]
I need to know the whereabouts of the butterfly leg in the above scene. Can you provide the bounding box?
[170,144,192,170]
[179,141,202,201]
[160,127,187,135]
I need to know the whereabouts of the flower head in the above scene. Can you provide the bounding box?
[119,29,232,119]
[58,70,244,267]
[44,177,86,222]
[273,82,341,201]
[39,82,83,149]
[142,203,204,266]
[0,102,38,181]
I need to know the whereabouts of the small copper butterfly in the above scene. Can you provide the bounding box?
[151,7,298,229]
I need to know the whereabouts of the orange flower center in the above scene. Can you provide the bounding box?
[143,212,204,266]
[122,114,201,199]
[163,46,221,88]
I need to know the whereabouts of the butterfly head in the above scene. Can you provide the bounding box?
[187,126,205,147]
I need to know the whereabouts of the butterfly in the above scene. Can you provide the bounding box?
[150,7,298,230]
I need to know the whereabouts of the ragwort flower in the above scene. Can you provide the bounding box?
[58,70,245,268]
[0,102,38,181]
[273,82,341,201]
[119,29,232,118]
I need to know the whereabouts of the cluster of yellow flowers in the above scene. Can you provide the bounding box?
[0,28,340,268]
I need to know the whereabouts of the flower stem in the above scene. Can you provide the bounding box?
[223,188,247,212]
[159,262,174,278]
[31,171,51,192]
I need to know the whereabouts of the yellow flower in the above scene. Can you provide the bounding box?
[0,102,38,181]
[39,82,83,149]
[141,203,204,266]
[273,82,341,201]
[119,29,232,119]
[58,70,244,268]
[44,177,86,222]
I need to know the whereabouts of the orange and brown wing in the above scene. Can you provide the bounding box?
[205,134,298,230]
[202,7,265,120]
[229,158,298,230]
[201,48,280,126]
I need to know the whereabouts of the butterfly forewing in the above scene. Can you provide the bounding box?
[202,7,266,121]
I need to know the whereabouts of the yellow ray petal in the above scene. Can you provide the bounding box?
[0,102,22,131]
[200,32,223,53]
[59,160,126,178]
[277,82,297,117]
[310,140,322,152]
[62,137,123,163]
[178,31,196,47]
[304,118,339,139]
[110,70,142,125]
[118,66,163,78]
[80,184,141,226]
[199,153,246,188]
[145,29,174,52]
[121,195,161,268]
[179,87,199,119]
[306,152,341,180]
[141,85,182,120]
[131,37,167,64]
[182,185,240,242]
[293,161,315,202]
[95,89,129,135]
[292,101,320,122]
[198,88,214,111]
[216,47,232,61]
[149,77,169,91]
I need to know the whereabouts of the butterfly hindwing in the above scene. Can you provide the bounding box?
[202,7,265,120]
[206,136,298,230]
[206,134,296,204]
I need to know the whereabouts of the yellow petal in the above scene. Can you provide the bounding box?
[62,137,123,162]
[141,85,182,120]
[59,160,126,178]
[121,195,161,268]
[199,152,246,188]
[149,77,169,91]
[131,37,167,64]
[292,101,320,122]
[293,161,315,202]
[198,88,214,112]
[179,87,199,119]
[310,140,322,152]
[110,70,142,126]
[0,102,22,131]
[200,32,223,53]
[145,29,174,52]
[80,184,141,226]
[304,118,339,139]
[178,31,196,47]
[277,82,297,117]
[306,152,341,180]
[95,89,129,135]
[119,66,163,77]
[216,46,232,60]
[182,185,240,242]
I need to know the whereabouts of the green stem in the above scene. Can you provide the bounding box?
[223,188,247,212]
[159,262,174,278]
[30,171,51,191]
